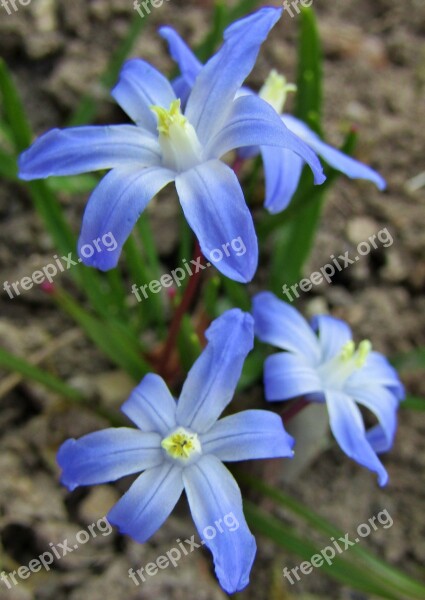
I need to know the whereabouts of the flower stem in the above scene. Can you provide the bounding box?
[159,240,204,377]
[281,398,310,423]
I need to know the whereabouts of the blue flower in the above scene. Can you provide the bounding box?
[161,30,385,214]
[57,309,294,594]
[252,292,404,486]
[18,8,324,283]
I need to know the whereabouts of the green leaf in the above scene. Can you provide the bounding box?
[177,315,202,372]
[0,347,84,402]
[392,348,425,371]
[195,1,228,62]
[0,147,17,179]
[54,288,150,381]
[220,277,251,312]
[402,396,425,411]
[295,5,322,133]
[244,501,401,599]
[47,174,99,195]
[195,0,263,63]
[237,345,267,391]
[0,58,32,152]
[243,476,425,600]
[267,130,357,292]
[0,58,127,320]
[123,232,164,329]
[228,0,261,22]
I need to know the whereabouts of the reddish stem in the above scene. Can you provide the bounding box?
[232,155,245,177]
[281,398,310,424]
[159,241,204,376]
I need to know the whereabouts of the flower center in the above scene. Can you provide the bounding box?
[259,70,297,115]
[319,339,372,390]
[151,99,202,172]
[161,427,202,463]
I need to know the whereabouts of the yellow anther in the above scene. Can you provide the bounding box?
[161,428,201,461]
[259,69,297,114]
[151,99,187,136]
[340,340,355,362]
[356,340,372,367]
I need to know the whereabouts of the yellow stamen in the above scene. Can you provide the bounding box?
[340,340,355,362]
[259,69,297,114]
[356,340,372,367]
[151,99,187,136]
[161,428,201,461]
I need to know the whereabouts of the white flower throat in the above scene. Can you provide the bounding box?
[318,339,372,390]
[151,99,203,172]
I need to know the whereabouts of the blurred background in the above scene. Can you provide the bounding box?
[0,0,424,598]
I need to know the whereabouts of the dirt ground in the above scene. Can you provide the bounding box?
[0,1,424,599]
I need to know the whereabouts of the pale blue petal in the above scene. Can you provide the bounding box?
[326,391,389,486]
[347,351,405,401]
[201,410,294,461]
[345,383,398,453]
[170,76,191,107]
[78,165,175,271]
[366,424,393,454]
[311,315,353,362]
[176,309,254,432]
[159,26,202,88]
[282,114,386,190]
[261,146,303,213]
[111,59,176,132]
[18,125,161,179]
[264,352,323,402]
[57,428,163,492]
[207,95,325,186]
[183,455,256,594]
[121,374,177,435]
[175,159,258,283]
[186,7,282,144]
[252,292,321,364]
[108,463,183,543]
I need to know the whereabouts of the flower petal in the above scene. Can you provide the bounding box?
[183,454,256,594]
[57,428,163,492]
[366,424,394,454]
[261,145,304,213]
[207,95,325,186]
[111,59,176,132]
[159,26,202,88]
[282,114,386,190]
[186,7,282,144]
[345,383,399,453]
[201,410,294,461]
[264,352,324,402]
[121,374,177,435]
[170,76,192,107]
[108,463,183,543]
[175,159,258,283]
[252,292,321,364]
[325,391,389,486]
[348,351,405,401]
[311,315,353,362]
[78,165,175,271]
[176,309,254,432]
[18,125,161,179]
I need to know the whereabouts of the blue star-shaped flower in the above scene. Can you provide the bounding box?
[57,309,294,593]
[252,292,404,486]
[161,26,385,214]
[18,7,325,283]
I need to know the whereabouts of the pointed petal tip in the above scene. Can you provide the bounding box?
[378,469,389,487]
